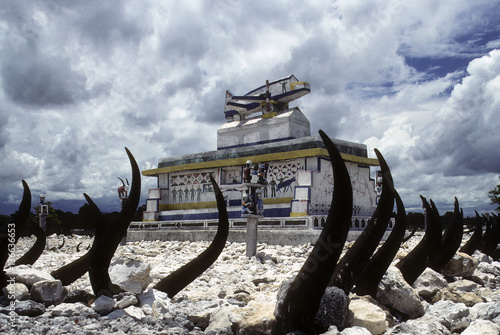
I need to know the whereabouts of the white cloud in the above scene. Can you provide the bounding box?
[0,0,498,216]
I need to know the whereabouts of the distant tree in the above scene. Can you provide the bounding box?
[441,211,455,229]
[407,212,425,230]
[488,176,500,213]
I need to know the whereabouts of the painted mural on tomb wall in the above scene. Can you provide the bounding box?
[265,159,303,198]
[309,159,377,215]
[168,171,214,203]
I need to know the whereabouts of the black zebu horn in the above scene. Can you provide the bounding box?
[402,224,418,243]
[58,235,65,249]
[427,198,463,272]
[153,175,229,298]
[51,193,105,286]
[354,188,407,297]
[274,130,352,334]
[459,211,483,256]
[482,213,500,259]
[88,147,141,297]
[397,196,442,285]
[14,224,46,266]
[329,148,394,294]
[0,180,31,288]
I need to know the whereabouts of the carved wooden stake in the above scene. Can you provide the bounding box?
[246,216,259,257]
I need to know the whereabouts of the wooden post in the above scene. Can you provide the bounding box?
[246,216,259,257]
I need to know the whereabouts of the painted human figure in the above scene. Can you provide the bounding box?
[190,186,195,202]
[184,187,189,202]
[269,178,277,197]
[196,185,202,202]
[172,187,177,203]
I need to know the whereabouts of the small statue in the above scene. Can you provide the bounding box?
[251,163,259,183]
[241,191,255,214]
[118,177,129,199]
[243,160,252,183]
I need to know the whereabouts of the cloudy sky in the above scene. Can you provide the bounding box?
[1,0,499,217]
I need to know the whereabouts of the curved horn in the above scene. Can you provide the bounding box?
[14,224,46,266]
[1,180,31,288]
[397,196,442,285]
[58,235,66,249]
[459,211,483,255]
[355,188,407,297]
[51,193,104,286]
[118,177,126,187]
[427,197,463,271]
[402,224,418,243]
[153,175,229,297]
[329,148,395,294]
[274,130,352,334]
[88,147,141,297]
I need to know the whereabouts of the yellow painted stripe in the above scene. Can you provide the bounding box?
[263,197,293,205]
[290,212,308,217]
[159,201,217,211]
[143,148,379,176]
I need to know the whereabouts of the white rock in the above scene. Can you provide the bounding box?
[6,265,55,287]
[412,267,448,299]
[376,266,425,319]
[448,279,479,293]
[122,305,146,321]
[204,305,238,335]
[468,302,500,321]
[50,302,97,317]
[339,326,372,335]
[137,288,170,316]
[461,319,500,335]
[2,283,29,301]
[348,298,390,335]
[322,325,340,335]
[115,293,138,309]
[441,252,478,277]
[30,280,64,305]
[109,256,153,294]
[91,295,116,315]
[472,251,493,263]
[384,315,451,335]
[152,300,173,321]
[425,300,469,329]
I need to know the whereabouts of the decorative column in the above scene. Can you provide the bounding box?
[39,194,48,233]
[242,161,267,257]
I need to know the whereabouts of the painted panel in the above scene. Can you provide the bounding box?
[168,170,215,204]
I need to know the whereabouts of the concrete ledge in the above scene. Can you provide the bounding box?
[127,229,390,246]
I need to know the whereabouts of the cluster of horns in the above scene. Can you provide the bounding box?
[1,131,499,334]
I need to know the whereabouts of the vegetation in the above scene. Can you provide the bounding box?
[2,203,146,236]
[488,176,500,213]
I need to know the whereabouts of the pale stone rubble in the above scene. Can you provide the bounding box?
[0,233,498,334]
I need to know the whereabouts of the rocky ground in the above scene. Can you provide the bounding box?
[1,233,499,335]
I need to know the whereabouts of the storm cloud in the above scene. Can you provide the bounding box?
[0,0,499,216]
